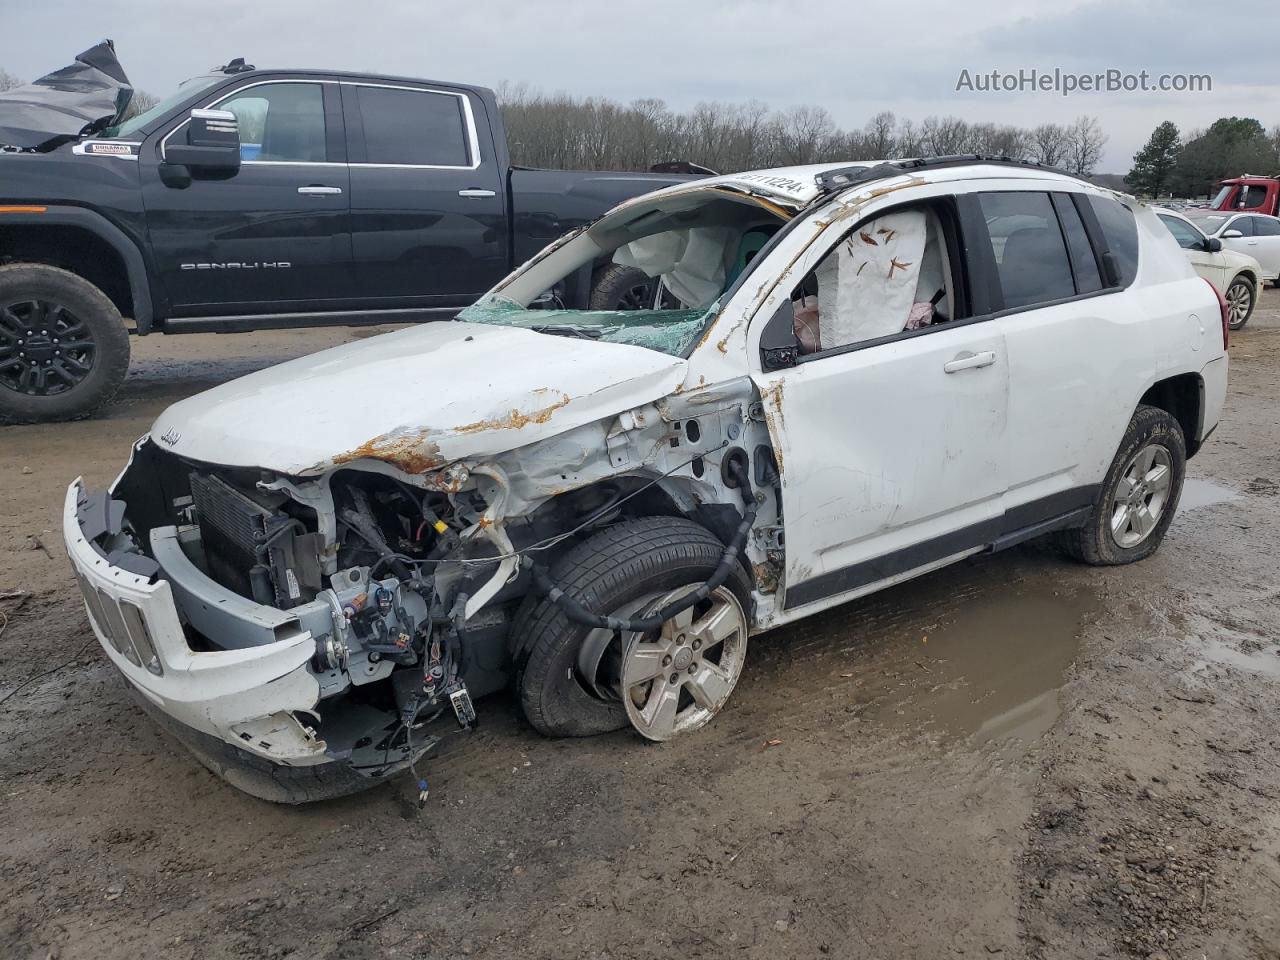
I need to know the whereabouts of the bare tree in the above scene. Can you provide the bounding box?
[1027,124,1070,167]
[120,89,159,122]
[0,67,21,92]
[1064,115,1108,177]
[864,111,897,159]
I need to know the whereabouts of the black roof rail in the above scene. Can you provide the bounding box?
[813,155,1071,194]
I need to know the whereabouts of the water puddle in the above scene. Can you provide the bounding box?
[1193,636,1280,680]
[1179,478,1239,512]
[855,584,1099,749]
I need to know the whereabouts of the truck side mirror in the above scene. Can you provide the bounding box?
[1204,237,1223,253]
[1221,229,1244,239]
[163,108,242,175]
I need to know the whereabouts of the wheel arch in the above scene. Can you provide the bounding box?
[0,207,154,333]
[1139,372,1204,458]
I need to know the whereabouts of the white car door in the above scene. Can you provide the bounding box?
[1157,212,1227,289]
[995,190,1147,515]
[750,195,1009,613]
[1219,215,1262,273]
[1247,215,1280,278]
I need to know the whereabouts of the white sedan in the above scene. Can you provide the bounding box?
[1184,210,1280,284]
[1156,208,1263,330]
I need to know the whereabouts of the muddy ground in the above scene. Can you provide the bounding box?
[2,301,1279,960]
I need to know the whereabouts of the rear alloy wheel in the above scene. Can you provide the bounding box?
[1061,405,1186,566]
[1224,275,1255,331]
[0,264,130,424]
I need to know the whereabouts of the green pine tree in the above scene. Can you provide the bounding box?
[1126,121,1182,198]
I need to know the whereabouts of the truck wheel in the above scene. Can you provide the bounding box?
[1225,275,1255,330]
[512,517,752,739]
[0,264,130,424]
[1061,405,1185,566]
[588,263,659,311]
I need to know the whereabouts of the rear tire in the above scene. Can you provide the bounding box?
[512,517,752,738]
[0,263,130,424]
[1062,405,1185,566]
[1225,274,1255,331]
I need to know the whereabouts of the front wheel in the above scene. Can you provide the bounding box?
[0,264,130,424]
[1225,275,1256,331]
[512,517,753,739]
[1062,405,1186,566]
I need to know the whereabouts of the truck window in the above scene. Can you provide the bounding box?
[1086,195,1139,287]
[217,82,326,162]
[353,86,470,167]
[1242,185,1268,209]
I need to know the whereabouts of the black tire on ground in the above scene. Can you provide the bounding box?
[512,517,753,738]
[1225,274,1256,331]
[1061,404,1186,566]
[0,263,130,425]
[588,263,658,311]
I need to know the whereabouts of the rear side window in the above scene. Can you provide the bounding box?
[1054,195,1103,294]
[1087,196,1139,286]
[1251,217,1280,236]
[977,192,1076,309]
[354,86,470,167]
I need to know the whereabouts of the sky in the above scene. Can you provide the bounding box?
[2,0,1276,173]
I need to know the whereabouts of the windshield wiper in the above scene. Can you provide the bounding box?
[529,324,604,340]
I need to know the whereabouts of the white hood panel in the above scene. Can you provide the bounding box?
[151,322,687,475]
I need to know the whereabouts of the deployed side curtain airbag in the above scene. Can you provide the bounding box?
[0,41,133,150]
[816,209,928,349]
[614,227,735,308]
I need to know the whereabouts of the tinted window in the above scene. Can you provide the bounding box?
[1087,195,1139,287]
[355,87,469,166]
[978,192,1075,309]
[1158,214,1206,250]
[1226,216,1254,237]
[1056,195,1103,293]
[218,83,326,162]
[1253,216,1280,237]
[1243,185,1269,208]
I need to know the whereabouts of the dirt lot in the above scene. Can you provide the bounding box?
[2,301,1279,960]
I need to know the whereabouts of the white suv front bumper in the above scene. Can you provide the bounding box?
[63,478,329,766]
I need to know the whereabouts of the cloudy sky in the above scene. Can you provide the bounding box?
[4,0,1276,172]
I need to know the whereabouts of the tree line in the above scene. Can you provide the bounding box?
[497,83,1109,176]
[1126,118,1280,199]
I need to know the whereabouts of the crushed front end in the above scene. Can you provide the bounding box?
[64,439,517,803]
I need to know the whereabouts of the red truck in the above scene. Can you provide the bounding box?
[1211,175,1280,214]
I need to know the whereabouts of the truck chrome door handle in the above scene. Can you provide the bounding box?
[943,350,996,373]
[458,188,496,198]
[297,185,342,196]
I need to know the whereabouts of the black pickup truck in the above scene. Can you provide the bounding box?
[0,43,694,423]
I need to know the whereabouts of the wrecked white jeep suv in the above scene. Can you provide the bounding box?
[64,157,1229,802]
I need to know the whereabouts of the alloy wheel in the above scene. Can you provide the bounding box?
[1109,442,1174,549]
[0,299,96,397]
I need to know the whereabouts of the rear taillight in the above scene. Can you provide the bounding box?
[1204,277,1229,350]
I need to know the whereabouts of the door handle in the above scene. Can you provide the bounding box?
[458,188,496,199]
[297,185,342,196]
[943,350,996,373]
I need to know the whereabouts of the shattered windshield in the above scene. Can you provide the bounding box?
[100,74,224,139]
[458,298,711,356]
[459,189,791,357]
